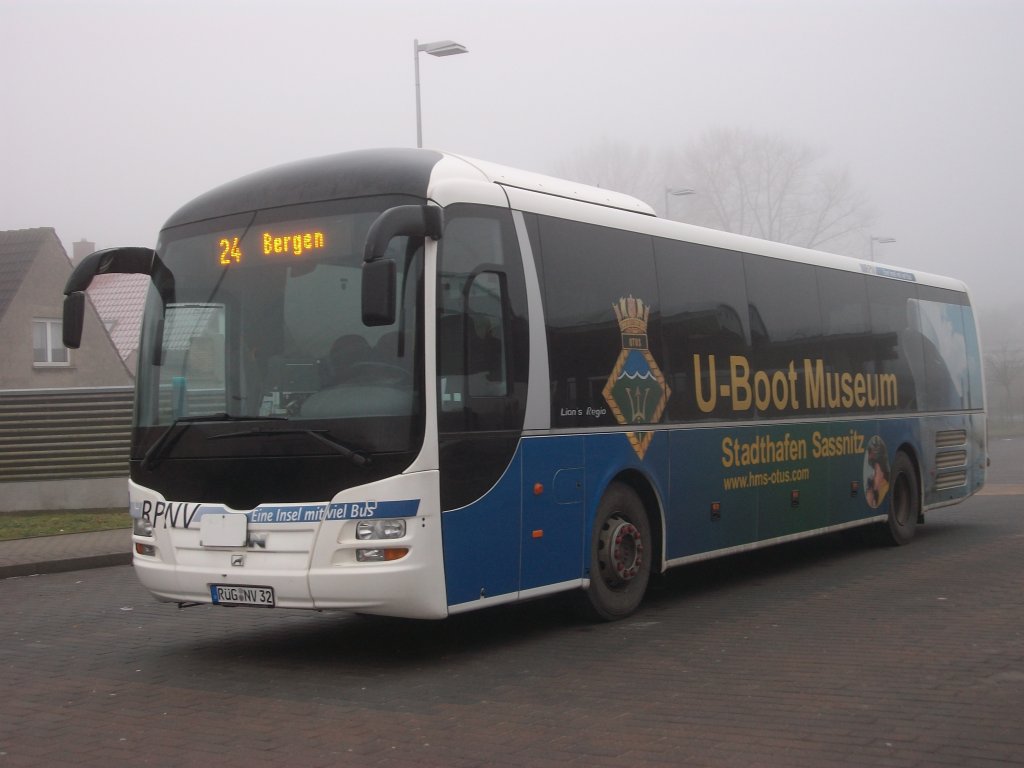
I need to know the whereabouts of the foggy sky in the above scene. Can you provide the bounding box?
[3,0,1022,334]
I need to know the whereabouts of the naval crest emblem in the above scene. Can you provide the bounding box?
[601,296,670,460]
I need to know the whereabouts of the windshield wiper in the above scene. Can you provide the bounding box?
[141,413,286,470]
[207,427,371,467]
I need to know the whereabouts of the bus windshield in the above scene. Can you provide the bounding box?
[135,198,424,459]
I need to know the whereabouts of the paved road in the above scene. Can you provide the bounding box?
[1,440,1022,767]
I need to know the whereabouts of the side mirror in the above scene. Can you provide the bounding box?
[361,205,441,326]
[62,292,86,349]
[62,246,174,348]
[362,259,397,326]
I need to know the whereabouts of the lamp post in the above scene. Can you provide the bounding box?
[664,187,695,218]
[414,39,468,148]
[870,235,896,262]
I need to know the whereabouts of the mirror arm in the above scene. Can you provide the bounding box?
[363,205,442,263]
[64,247,157,293]
[62,246,175,349]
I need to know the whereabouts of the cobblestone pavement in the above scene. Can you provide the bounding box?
[0,490,1022,768]
[0,437,1021,767]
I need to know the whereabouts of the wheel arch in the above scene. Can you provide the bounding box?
[605,468,667,575]
[874,442,924,547]
[895,440,924,509]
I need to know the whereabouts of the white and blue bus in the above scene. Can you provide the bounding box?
[64,148,986,620]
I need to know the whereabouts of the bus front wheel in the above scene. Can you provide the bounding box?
[584,483,652,621]
[879,451,920,546]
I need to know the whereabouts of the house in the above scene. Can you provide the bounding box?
[0,228,134,511]
[0,228,132,389]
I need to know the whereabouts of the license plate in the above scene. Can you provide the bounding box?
[210,584,275,607]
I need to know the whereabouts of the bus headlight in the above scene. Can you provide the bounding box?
[356,519,406,540]
[133,516,154,537]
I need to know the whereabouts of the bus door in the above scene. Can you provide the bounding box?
[437,205,534,607]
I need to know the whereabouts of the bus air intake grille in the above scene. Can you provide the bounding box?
[935,471,968,490]
[935,450,968,470]
[935,430,967,448]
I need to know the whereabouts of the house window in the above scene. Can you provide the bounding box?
[33,319,70,366]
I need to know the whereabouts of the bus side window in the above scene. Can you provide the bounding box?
[437,205,527,438]
[913,289,970,411]
[465,271,508,396]
[438,274,509,412]
[868,277,923,411]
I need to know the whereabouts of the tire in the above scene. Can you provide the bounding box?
[584,483,652,621]
[878,451,919,546]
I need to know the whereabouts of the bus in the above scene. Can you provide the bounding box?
[63,148,987,620]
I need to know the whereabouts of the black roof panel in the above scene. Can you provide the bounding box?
[163,148,444,229]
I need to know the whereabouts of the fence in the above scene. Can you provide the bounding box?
[0,387,133,483]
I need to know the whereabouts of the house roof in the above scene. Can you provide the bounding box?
[0,228,148,365]
[86,272,149,362]
[0,228,56,324]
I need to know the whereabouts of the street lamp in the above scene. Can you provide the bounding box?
[414,38,468,148]
[870,235,896,262]
[664,187,695,218]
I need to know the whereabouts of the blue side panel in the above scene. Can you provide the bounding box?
[441,452,522,606]
[667,428,760,559]
[968,412,988,495]
[442,430,672,607]
[755,423,832,541]
[663,417,940,561]
[520,436,585,590]
[442,413,983,608]
[825,419,880,527]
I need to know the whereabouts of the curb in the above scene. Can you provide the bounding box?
[0,552,132,580]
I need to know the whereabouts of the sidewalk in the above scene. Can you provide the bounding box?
[0,528,131,579]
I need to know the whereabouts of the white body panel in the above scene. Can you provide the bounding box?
[130,469,449,618]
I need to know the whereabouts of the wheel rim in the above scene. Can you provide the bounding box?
[598,515,645,587]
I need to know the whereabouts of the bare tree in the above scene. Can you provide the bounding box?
[554,129,875,257]
[979,306,1024,427]
[553,138,663,208]
[670,128,875,256]
[986,343,1024,423]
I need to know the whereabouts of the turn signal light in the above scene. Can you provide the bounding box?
[356,547,409,563]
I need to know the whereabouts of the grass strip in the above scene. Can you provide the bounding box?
[0,509,129,541]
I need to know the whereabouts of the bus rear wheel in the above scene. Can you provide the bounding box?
[584,483,652,621]
[878,451,919,546]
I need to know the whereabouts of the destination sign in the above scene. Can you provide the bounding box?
[262,230,325,257]
[215,229,327,266]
